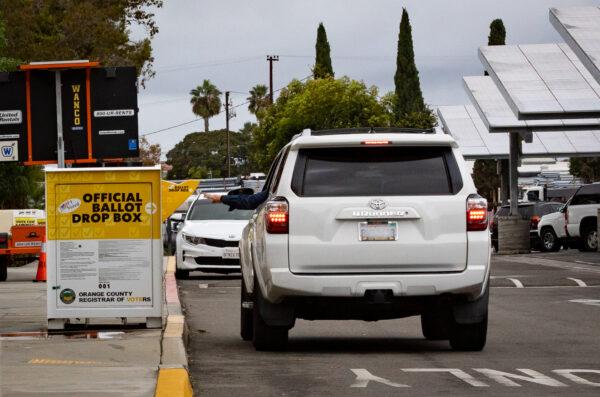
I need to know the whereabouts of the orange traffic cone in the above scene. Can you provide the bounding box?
[33,235,47,282]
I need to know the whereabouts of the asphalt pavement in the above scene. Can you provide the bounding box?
[178,250,600,396]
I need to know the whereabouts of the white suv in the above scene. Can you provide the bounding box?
[239,128,491,351]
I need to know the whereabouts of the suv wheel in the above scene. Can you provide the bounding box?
[174,267,189,279]
[240,277,253,341]
[449,315,488,351]
[579,226,598,252]
[540,228,560,252]
[421,311,451,340]
[252,280,288,351]
[0,256,7,282]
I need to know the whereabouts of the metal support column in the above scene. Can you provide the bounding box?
[499,159,509,206]
[509,132,520,216]
[55,71,65,168]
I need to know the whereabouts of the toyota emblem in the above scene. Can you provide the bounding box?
[369,199,386,210]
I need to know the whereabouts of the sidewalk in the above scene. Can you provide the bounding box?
[0,259,191,396]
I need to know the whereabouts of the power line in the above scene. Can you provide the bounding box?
[141,75,311,137]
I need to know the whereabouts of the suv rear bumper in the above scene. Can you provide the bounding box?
[264,263,489,303]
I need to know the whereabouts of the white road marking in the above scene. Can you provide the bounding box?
[566,277,588,287]
[473,369,568,387]
[507,278,525,288]
[569,299,600,307]
[401,368,488,387]
[350,369,409,388]
[553,370,600,387]
[198,284,208,289]
[575,260,600,266]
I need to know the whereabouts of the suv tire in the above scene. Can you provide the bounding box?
[0,256,7,282]
[578,225,598,252]
[421,311,451,340]
[540,227,560,252]
[240,277,253,341]
[175,267,189,279]
[252,280,288,351]
[449,314,488,351]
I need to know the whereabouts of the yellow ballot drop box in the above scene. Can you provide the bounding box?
[45,167,162,329]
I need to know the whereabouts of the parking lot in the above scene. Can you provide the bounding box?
[178,250,600,396]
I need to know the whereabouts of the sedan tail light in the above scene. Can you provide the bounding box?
[265,198,289,234]
[467,194,488,231]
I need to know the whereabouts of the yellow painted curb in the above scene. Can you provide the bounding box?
[167,256,176,274]
[155,368,193,397]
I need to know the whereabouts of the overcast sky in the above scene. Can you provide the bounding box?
[137,0,599,155]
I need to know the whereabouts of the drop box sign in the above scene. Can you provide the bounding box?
[45,167,162,323]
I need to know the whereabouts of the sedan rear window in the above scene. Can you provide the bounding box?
[291,146,462,196]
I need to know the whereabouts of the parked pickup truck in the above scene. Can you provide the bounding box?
[564,184,600,251]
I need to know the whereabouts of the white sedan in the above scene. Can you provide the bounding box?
[175,198,254,278]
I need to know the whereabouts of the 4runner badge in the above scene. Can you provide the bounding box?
[369,199,386,210]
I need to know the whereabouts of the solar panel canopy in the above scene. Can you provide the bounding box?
[479,43,600,120]
[437,105,600,160]
[550,7,600,86]
[463,75,600,133]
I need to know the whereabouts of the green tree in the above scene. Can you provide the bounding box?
[247,84,270,119]
[488,19,506,46]
[252,77,390,169]
[313,22,334,79]
[166,129,252,179]
[570,157,600,183]
[136,137,161,165]
[394,8,426,118]
[190,80,222,133]
[0,0,162,85]
[473,18,506,203]
[0,12,43,209]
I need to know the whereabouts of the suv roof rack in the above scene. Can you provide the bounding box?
[309,127,435,136]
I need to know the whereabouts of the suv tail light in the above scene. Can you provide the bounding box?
[530,215,540,230]
[467,194,488,231]
[265,198,289,234]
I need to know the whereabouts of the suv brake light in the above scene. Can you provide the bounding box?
[467,194,488,231]
[361,140,391,145]
[530,215,540,230]
[265,198,289,234]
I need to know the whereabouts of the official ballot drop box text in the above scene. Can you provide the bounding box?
[45,167,162,329]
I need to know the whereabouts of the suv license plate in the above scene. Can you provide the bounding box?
[359,221,398,241]
[222,247,240,259]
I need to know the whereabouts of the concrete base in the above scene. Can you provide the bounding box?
[498,216,530,255]
[146,316,163,329]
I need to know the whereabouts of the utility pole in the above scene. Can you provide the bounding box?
[266,55,279,104]
[225,91,231,177]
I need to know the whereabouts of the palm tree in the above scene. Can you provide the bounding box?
[190,80,222,132]
[247,84,270,118]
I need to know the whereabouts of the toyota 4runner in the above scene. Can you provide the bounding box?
[239,128,491,351]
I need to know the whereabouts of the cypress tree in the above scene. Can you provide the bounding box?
[313,23,334,79]
[394,8,426,119]
[474,18,506,204]
[488,19,506,46]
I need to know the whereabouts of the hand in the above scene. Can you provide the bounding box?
[204,193,222,203]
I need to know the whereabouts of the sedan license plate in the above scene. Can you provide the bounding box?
[222,247,240,259]
[359,221,398,241]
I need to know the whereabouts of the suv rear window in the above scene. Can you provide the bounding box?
[571,184,600,205]
[291,146,463,196]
